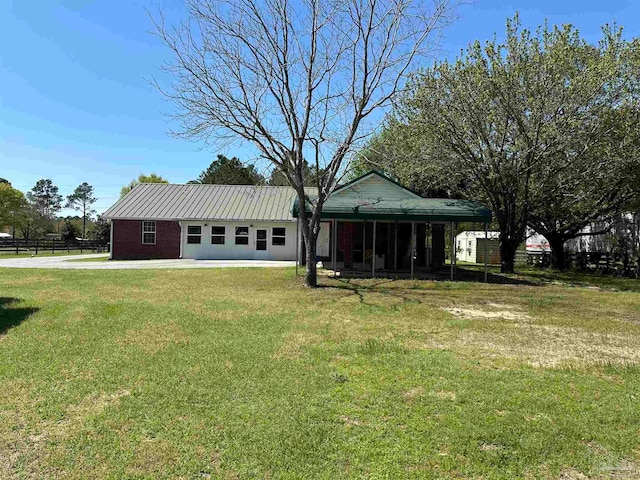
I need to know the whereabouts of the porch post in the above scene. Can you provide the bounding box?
[372,220,377,277]
[450,221,454,281]
[295,216,299,276]
[394,220,398,271]
[332,219,337,275]
[484,222,489,283]
[362,220,366,270]
[410,221,415,279]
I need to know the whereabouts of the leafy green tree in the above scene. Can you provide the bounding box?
[89,216,110,244]
[66,183,97,239]
[0,183,26,235]
[362,16,640,273]
[60,220,80,241]
[26,179,63,218]
[16,205,50,241]
[190,155,265,185]
[120,173,169,198]
[527,105,640,269]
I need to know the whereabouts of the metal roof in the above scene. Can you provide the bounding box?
[293,171,492,223]
[103,184,309,222]
[103,171,491,223]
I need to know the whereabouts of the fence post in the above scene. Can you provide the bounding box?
[35,239,39,255]
[67,242,70,253]
[16,242,19,254]
[80,242,83,254]
[52,239,55,254]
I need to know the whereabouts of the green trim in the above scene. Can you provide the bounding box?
[318,212,492,222]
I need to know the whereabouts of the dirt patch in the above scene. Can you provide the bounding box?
[118,323,189,355]
[559,468,589,479]
[443,304,532,322]
[403,386,425,402]
[480,443,501,451]
[339,415,362,427]
[433,390,457,401]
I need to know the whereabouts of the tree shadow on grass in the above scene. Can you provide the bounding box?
[0,298,39,335]
[318,269,537,307]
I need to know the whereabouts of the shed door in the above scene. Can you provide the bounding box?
[476,239,501,265]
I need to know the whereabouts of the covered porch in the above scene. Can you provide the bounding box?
[292,171,492,281]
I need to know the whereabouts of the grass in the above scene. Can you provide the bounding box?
[0,250,106,259]
[0,267,639,479]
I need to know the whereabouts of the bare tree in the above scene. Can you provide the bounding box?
[153,0,457,286]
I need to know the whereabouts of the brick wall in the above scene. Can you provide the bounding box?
[112,220,180,260]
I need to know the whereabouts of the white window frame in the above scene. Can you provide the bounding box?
[235,226,249,245]
[187,225,202,244]
[272,227,286,246]
[142,221,156,245]
[211,226,225,245]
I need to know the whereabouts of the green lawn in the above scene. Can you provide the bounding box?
[0,250,107,259]
[1,267,639,479]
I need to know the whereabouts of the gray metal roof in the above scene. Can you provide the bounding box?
[102,183,306,222]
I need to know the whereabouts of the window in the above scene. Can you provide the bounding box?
[272,227,286,246]
[142,221,156,245]
[235,226,249,245]
[187,225,202,244]
[211,226,225,245]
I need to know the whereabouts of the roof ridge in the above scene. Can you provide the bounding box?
[138,183,294,188]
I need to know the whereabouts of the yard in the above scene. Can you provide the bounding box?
[1,267,639,479]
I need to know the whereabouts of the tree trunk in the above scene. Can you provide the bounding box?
[548,235,567,271]
[296,188,321,288]
[304,229,318,288]
[499,240,517,274]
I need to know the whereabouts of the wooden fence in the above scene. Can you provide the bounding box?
[0,239,110,255]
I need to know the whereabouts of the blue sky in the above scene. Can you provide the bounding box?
[2,0,639,216]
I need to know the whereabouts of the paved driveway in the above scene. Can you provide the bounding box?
[0,254,297,270]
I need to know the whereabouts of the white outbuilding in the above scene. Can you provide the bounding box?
[456,230,501,264]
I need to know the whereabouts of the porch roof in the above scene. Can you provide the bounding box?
[292,171,492,223]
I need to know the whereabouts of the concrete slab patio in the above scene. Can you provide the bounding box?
[0,254,296,270]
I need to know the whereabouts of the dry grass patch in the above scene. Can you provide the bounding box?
[125,437,181,478]
[272,330,324,360]
[443,303,533,322]
[452,324,640,368]
[117,322,189,354]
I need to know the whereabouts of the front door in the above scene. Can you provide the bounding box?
[255,228,269,260]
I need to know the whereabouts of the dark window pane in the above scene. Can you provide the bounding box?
[212,236,225,245]
[187,226,201,235]
[273,227,286,237]
[212,226,225,235]
[257,230,267,239]
[235,237,249,245]
[235,226,248,235]
[187,235,201,244]
[272,237,285,246]
[256,240,267,251]
[143,233,155,244]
